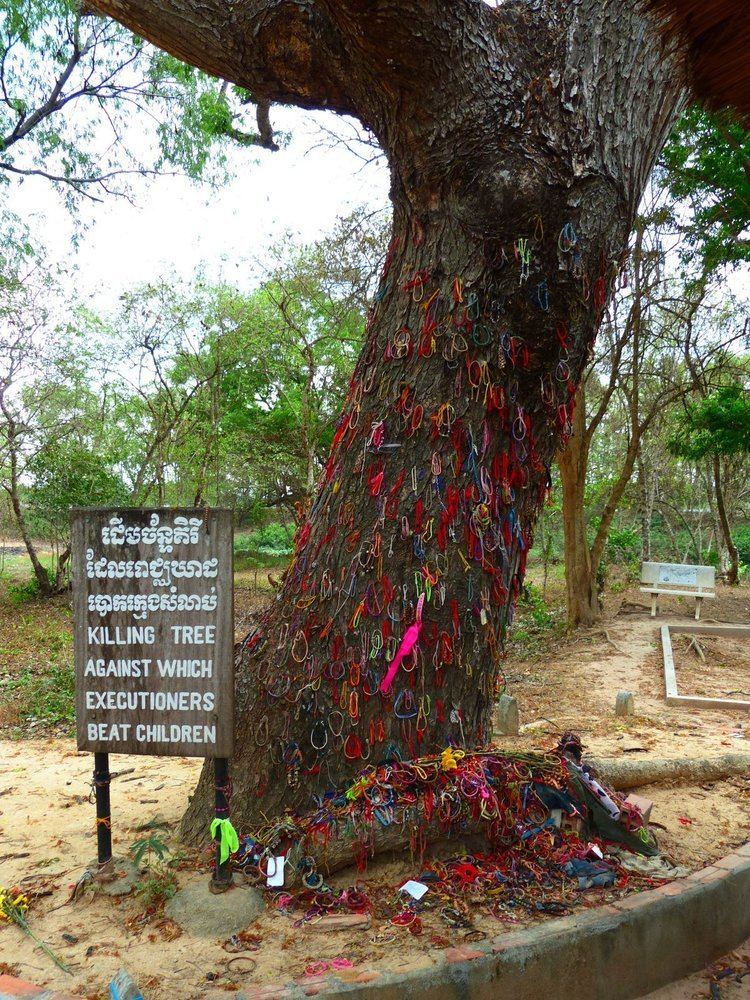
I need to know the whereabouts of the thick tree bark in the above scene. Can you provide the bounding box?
[88,0,689,841]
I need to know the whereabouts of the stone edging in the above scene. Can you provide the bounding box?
[662,623,750,711]
[236,843,750,1000]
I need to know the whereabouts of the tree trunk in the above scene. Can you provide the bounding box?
[713,455,740,585]
[637,453,655,562]
[185,200,588,837]
[590,753,750,792]
[54,544,72,592]
[84,0,689,842]
[0,418,53,597]
[557,215,648,627]
[5,479,53,596]
[558,386,600,626]
[181,10,687,842]
[589,435,641,570]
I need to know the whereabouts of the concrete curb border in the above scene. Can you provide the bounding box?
[236,843,750,1000]
[662,623,750,711]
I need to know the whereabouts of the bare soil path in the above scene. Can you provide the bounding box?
[1,583,749,997]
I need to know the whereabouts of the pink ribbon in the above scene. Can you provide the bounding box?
[379,594,424,695]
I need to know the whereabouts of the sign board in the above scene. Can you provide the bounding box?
[72,508,234,758]
[657,565,698,587]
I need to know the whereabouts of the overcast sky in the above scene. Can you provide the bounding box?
[6,102,748,315]
[9,107,391,314]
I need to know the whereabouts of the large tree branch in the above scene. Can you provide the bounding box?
[0,162,178,200]
[86,0,355,115]
[87,0,691,234]
[4,20,84,147]
[584,319,631,449]
[312,0,498,103]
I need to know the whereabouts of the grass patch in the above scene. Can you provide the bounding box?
[0,664,75,731]
[508,583,567,660]
[0,550,57,583]
[6,574,54,606]
[0,585,73,670]
[234,551,289,572]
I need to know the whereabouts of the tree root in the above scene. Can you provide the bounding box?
[587,753,750,791]
[278,820,489,890]
[602,629,629,658]
[266,753,750,886]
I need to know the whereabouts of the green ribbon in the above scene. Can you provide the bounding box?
[210,818,239,865]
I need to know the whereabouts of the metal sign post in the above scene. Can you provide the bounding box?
[93,752,113,867]
[212,757,233,890]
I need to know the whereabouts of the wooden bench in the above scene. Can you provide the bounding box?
[640,561,715,620]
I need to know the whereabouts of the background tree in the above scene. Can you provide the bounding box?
[0,0,279,205]
[0,211,382,590]
[75,0,750,846]
[96,282,224,505]
[199,212,386,514]
[0,246,129,591]
[99,210,385,516]
[668,379,750,584]
[556,185,747,626]
[0,239,59,594]
[24,444,129,586]
[661,106,750,273]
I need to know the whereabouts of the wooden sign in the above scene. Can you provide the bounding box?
[72,508,234,758]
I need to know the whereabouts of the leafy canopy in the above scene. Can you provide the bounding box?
[661,106,750,272]
[668,383,750,460]
[0,0,278,204]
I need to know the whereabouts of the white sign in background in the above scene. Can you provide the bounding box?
[657,565,698,587]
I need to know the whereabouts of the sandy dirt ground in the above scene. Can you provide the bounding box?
[499,590,750,868]
[667,632,750,702]
[1,584,749,998]
[0,737,664,999]
[644,948,750,999]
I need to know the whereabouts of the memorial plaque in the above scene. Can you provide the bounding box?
[658,565,698,587]
[72,508,234,758]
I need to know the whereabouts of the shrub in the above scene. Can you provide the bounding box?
[734,525,750,567]
[235,522,294,558]
[519,583,555,629]
[509,583,565,660]
[130,833,178,910]
[0,665,75,727]
[134,868,178,909]
[6,571,54,605]
[605,526,641,566]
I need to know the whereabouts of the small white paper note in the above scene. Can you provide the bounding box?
[400,880,429,900]
[266,855,286,887]
[589,844,604,860]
